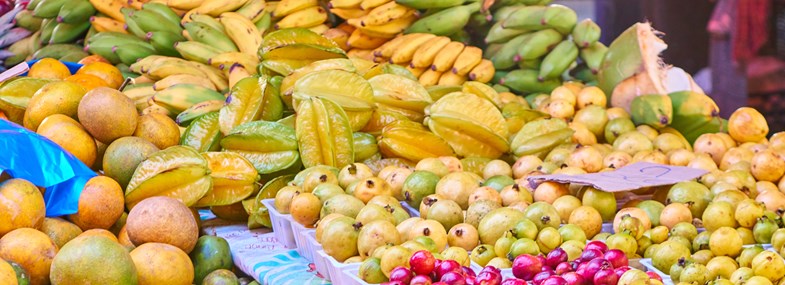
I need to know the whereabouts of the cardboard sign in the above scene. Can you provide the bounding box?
[527,162,708,192]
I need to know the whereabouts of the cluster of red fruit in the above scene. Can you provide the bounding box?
[380,250,490,285]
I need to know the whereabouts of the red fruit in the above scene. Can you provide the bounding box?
[475,270,502,285]
[614,266,631,278]
[603,249,628,269]
[512,254,543,281]
[541,276,568,285]
[462,266,477,277]
[585,241,608,253]
[435,260,462,279]
[382,282,405,285]
[532,270,555,285]
[501,279,527,285]
[592,269,618,285]
[434,283,449,285]
[545,248,568,268]
[535,255,547,266]
[411,250,438,275]
[466,276,476,285]
[647,271,663,281]
[578,249,603,262]
[440,271,467,285]
[390,266,414,284]
[411,274,434,285]
[481,266,501,274]
[555,262,573,275]
[579,259,611,281]
[562,272,587,285]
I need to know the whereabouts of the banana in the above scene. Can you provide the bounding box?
[27,0,44,11]
[362,2,414,26]
[153,83,227,114]
[668,91,722,143]
[148,31,186,57]
[437,71,466,86]
[192,61,230,92]
[90,16,126,33]
[503,4,577,35]
[323,28,352,50]
[405,65,426,78]
[394,0,464,9]
[33,0,69,18]
[347,29,388,50]
[418,68,442,87]
[572,18,601,48]
[131,9,183,34]
[489,32,530,69]
[30,43,82,59]
[190,13,226,34]
[308,24,331,34]
[346,49,375,61]
[218,12,263,56]
[228,63,252,88]
[499,69,560,94]
[349,13,416,38]
[538,39,578,80]
[88,0,127,22]
[121,8,148,38]
[194,0,249,17]
[330,0,362,9]
[86,33,140,63]
[630,94,673,129]
[409,35,450,68]
[451,46,482,76]
[125,85,156,112]
[254,10,273,32]
[49,22,91,44]
[235,0,267,21]
[273,0,318,17]
[38,18,56,44]
[174,41,223,64]
[329,7,366,19]
[209,51,260,71]
[579,41,607,74]
[360,0,392,10]
[154,74,215,91]
[430,41,464,72]
[389,33,436,64]
[468,59,494,83]
[513,128,574,157]
[146,57,207,80]
[14,10,44,31]
[491,4,525,22]
[184,21,239,53]
[404,2,480,37]
[127,0,143,9]
[274,6,328,29]
[371,33,408,58]
[142,2,183,27]
[517,28,562,60]
[485,21,527,44]
[113,42,157,65]
[129,55,169,73]
[166,0,205,10]
[175,99,226,126]
[56,0,96,24]
[518,57,542,70]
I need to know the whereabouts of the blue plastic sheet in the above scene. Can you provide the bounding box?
[0,119,96,217]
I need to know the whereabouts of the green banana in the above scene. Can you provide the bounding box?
[33,0,69,18]
[395,0,465,9]
[579,41,607,74]
[14,10,44,31]
[183,21,239,53]
[490,32,532,70]
[485,21,527,44]
[404,2,481,36]
[113,42,157,65]
[130,9,182,35]
[254,11,272,32]
[147,31,185,57]
[57,0,96,24]
[518,57,542,70]
[59,50,89,62]
[49,21,91,44]
[141,2,182,27]
[27,0,43,11]
[38,18,56,44]
[88,31,144,43]
[517,28,562,60]
[513,128,574,158]
[176,99,226,126]
[121,8,148,39]
[499,69,561,94]
[86,39,122,63]
[449,29,471,44]
[492,5,525,22]
[84,25,98,42]
[538,39,578,80]
[572,18,601,48]
[153,84,226,114]
[503,4,577,35]
[571,64,597,83]
[174,41,223,64]
[189,14,226,34]
[668,91,722,144]
[31,44,84,59]
[630,94,673,129]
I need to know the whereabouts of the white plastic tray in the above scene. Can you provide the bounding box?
[639,258,674,285]
[289,216,315,262]
[317,249,361,284]
[261,199,295,248]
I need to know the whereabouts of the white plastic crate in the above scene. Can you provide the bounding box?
[289,217,315,262]
[639,258,674,285]
[305,231,330,280]
[317,250,362,284]
[261,199,296,248]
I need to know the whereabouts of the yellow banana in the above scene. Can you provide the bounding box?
[359,0,391,10]
[323,28,351,51]
[90,16,126,33]
[431,41,464,72]
[362,2,413,26]
[219,12,263,56]
[347,29,388,50]
[209,51,260,71]
[346,49,375,61]
[451,46,483,76]
[192,61,231,91]
[437,71,466,86]
[154,74,216,91]
[146,58,207,80]
[273,0,318,17]
[308,24,330,34]
[329,7,366,19]
[228,63,252,89]
[124,84,156,103]
[195,0,249,17]
[88,0,127,22]
[410,36,451,68]
[235,0,267,21]
[372,33,408,58]
[128,0,144,9]
[418,69,442,87]
[405,65,426,78]
[167,0,205,10]
[468,59,494,83]
[130,55,169,74]
[348,13,416,38]
[390,33,436,64]
[330,0,362,9]
[274,6,328,29]
[153,84,227,114]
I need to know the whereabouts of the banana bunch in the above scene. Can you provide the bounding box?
[26,0,96,44]
[179,10,263,74]
[327,0,420,54]
[121,3,184,56]
[369,33,494,86]
[86,32,156,65]
[269,0,330,32]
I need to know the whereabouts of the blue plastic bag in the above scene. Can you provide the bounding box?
[0,119,96,217]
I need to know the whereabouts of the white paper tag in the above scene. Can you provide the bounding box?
[527,162,708,192]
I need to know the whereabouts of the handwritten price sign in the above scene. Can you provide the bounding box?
[527,162,708,192]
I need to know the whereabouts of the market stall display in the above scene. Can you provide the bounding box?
[1,0,784,284]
